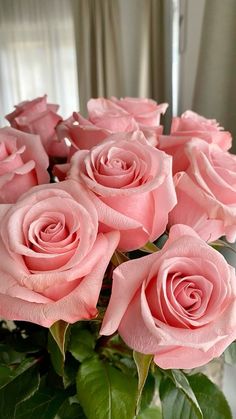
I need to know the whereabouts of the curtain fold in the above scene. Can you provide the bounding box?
[138,0,166,102]
[0,0,170,123]
[72,0,170,116]
[72,0,124,114]
[193,0,236,150]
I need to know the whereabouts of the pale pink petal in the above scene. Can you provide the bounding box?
[101,252,157,335]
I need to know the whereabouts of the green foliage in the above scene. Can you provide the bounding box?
[0,320,233,419]
[76,356,137,419]
[133,351,153,414]
[49,320,70,359]
[159,370,232,419]
[0,359,40,419]
[162,369,202,416]
[188,373,232,419]
[160,376,202,419]
[139,373,156,412]
[111,250,129,267]
[137,406,162,419]
[139,242,160,253]
[68,324,95,362]
[48,331,65,377]
[48,320,71,378]
[15,376,70,419]
[57,400,86,419]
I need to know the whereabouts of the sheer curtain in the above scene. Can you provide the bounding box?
[0,0,79,125]
[0,0,172,124]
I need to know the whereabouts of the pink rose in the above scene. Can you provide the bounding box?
[68,131,176,251]
[5,95,67,157]
[56,112,110,154]
[0,180,119,327]
[111,97,168,127]
[0,127,49,203]
[169,139,236,242]
[87,98,139,132]
[57,97,167,153]
[158,111,232,173]
[101,225,236,369]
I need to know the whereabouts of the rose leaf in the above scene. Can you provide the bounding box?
[188,373,232,419]
[76,356,137,419]
[159,375,203,419]
[133,351,153,414]
[49,320,70,359]
[0,359,40,419]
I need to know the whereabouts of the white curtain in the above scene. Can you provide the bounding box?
[0,0,79,125]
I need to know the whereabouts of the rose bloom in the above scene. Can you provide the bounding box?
[101,225,236,369]
[5,95,68,157]
[57,97,168,152]
[158,110,232,174]
[68,131,176,251]
[110,96,168,127]
[0,127,49,203]
[0,180,119,327]
[169,139,236,243]
[56,112,111,156]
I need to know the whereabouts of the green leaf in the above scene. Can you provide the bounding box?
[139,374,156,411]
[188,373,232,419]
[0,359,40,419]
[164,369,202,416]
[0,364,13,388]
[224,341,236,364]
[111,250,129,267]
[139,242,160,253]
[57,400,86,419]
[15,376,69,419]
[49,320,70,358]
[0,358,38,390]
[211,239,236,255]
[48,320,70,377]
[63,355,80,388]
[48,330,65,377]
[137,406,162,419]
[159,376,202,419]
[0,343,25,365]
[68,327,95,362]
[76,356,137,419]
[133,351,153,414]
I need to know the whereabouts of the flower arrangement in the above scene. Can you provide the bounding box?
[0,95,235,418]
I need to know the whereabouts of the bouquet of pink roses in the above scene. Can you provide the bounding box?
[0,95,235,418]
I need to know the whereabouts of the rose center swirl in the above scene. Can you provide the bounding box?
[146,270,213,329]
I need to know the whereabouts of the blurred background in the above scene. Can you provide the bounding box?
[0,0,236,413]
[1,0,236,147]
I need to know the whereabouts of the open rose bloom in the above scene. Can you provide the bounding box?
[0,181,119,326]
[68,131,177,250]
[5,95,68,158]
[169,139,236,242]
[57,97,168,154]
[158,110,232,174]
[1,96,236,418]
[101,225,236,369]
